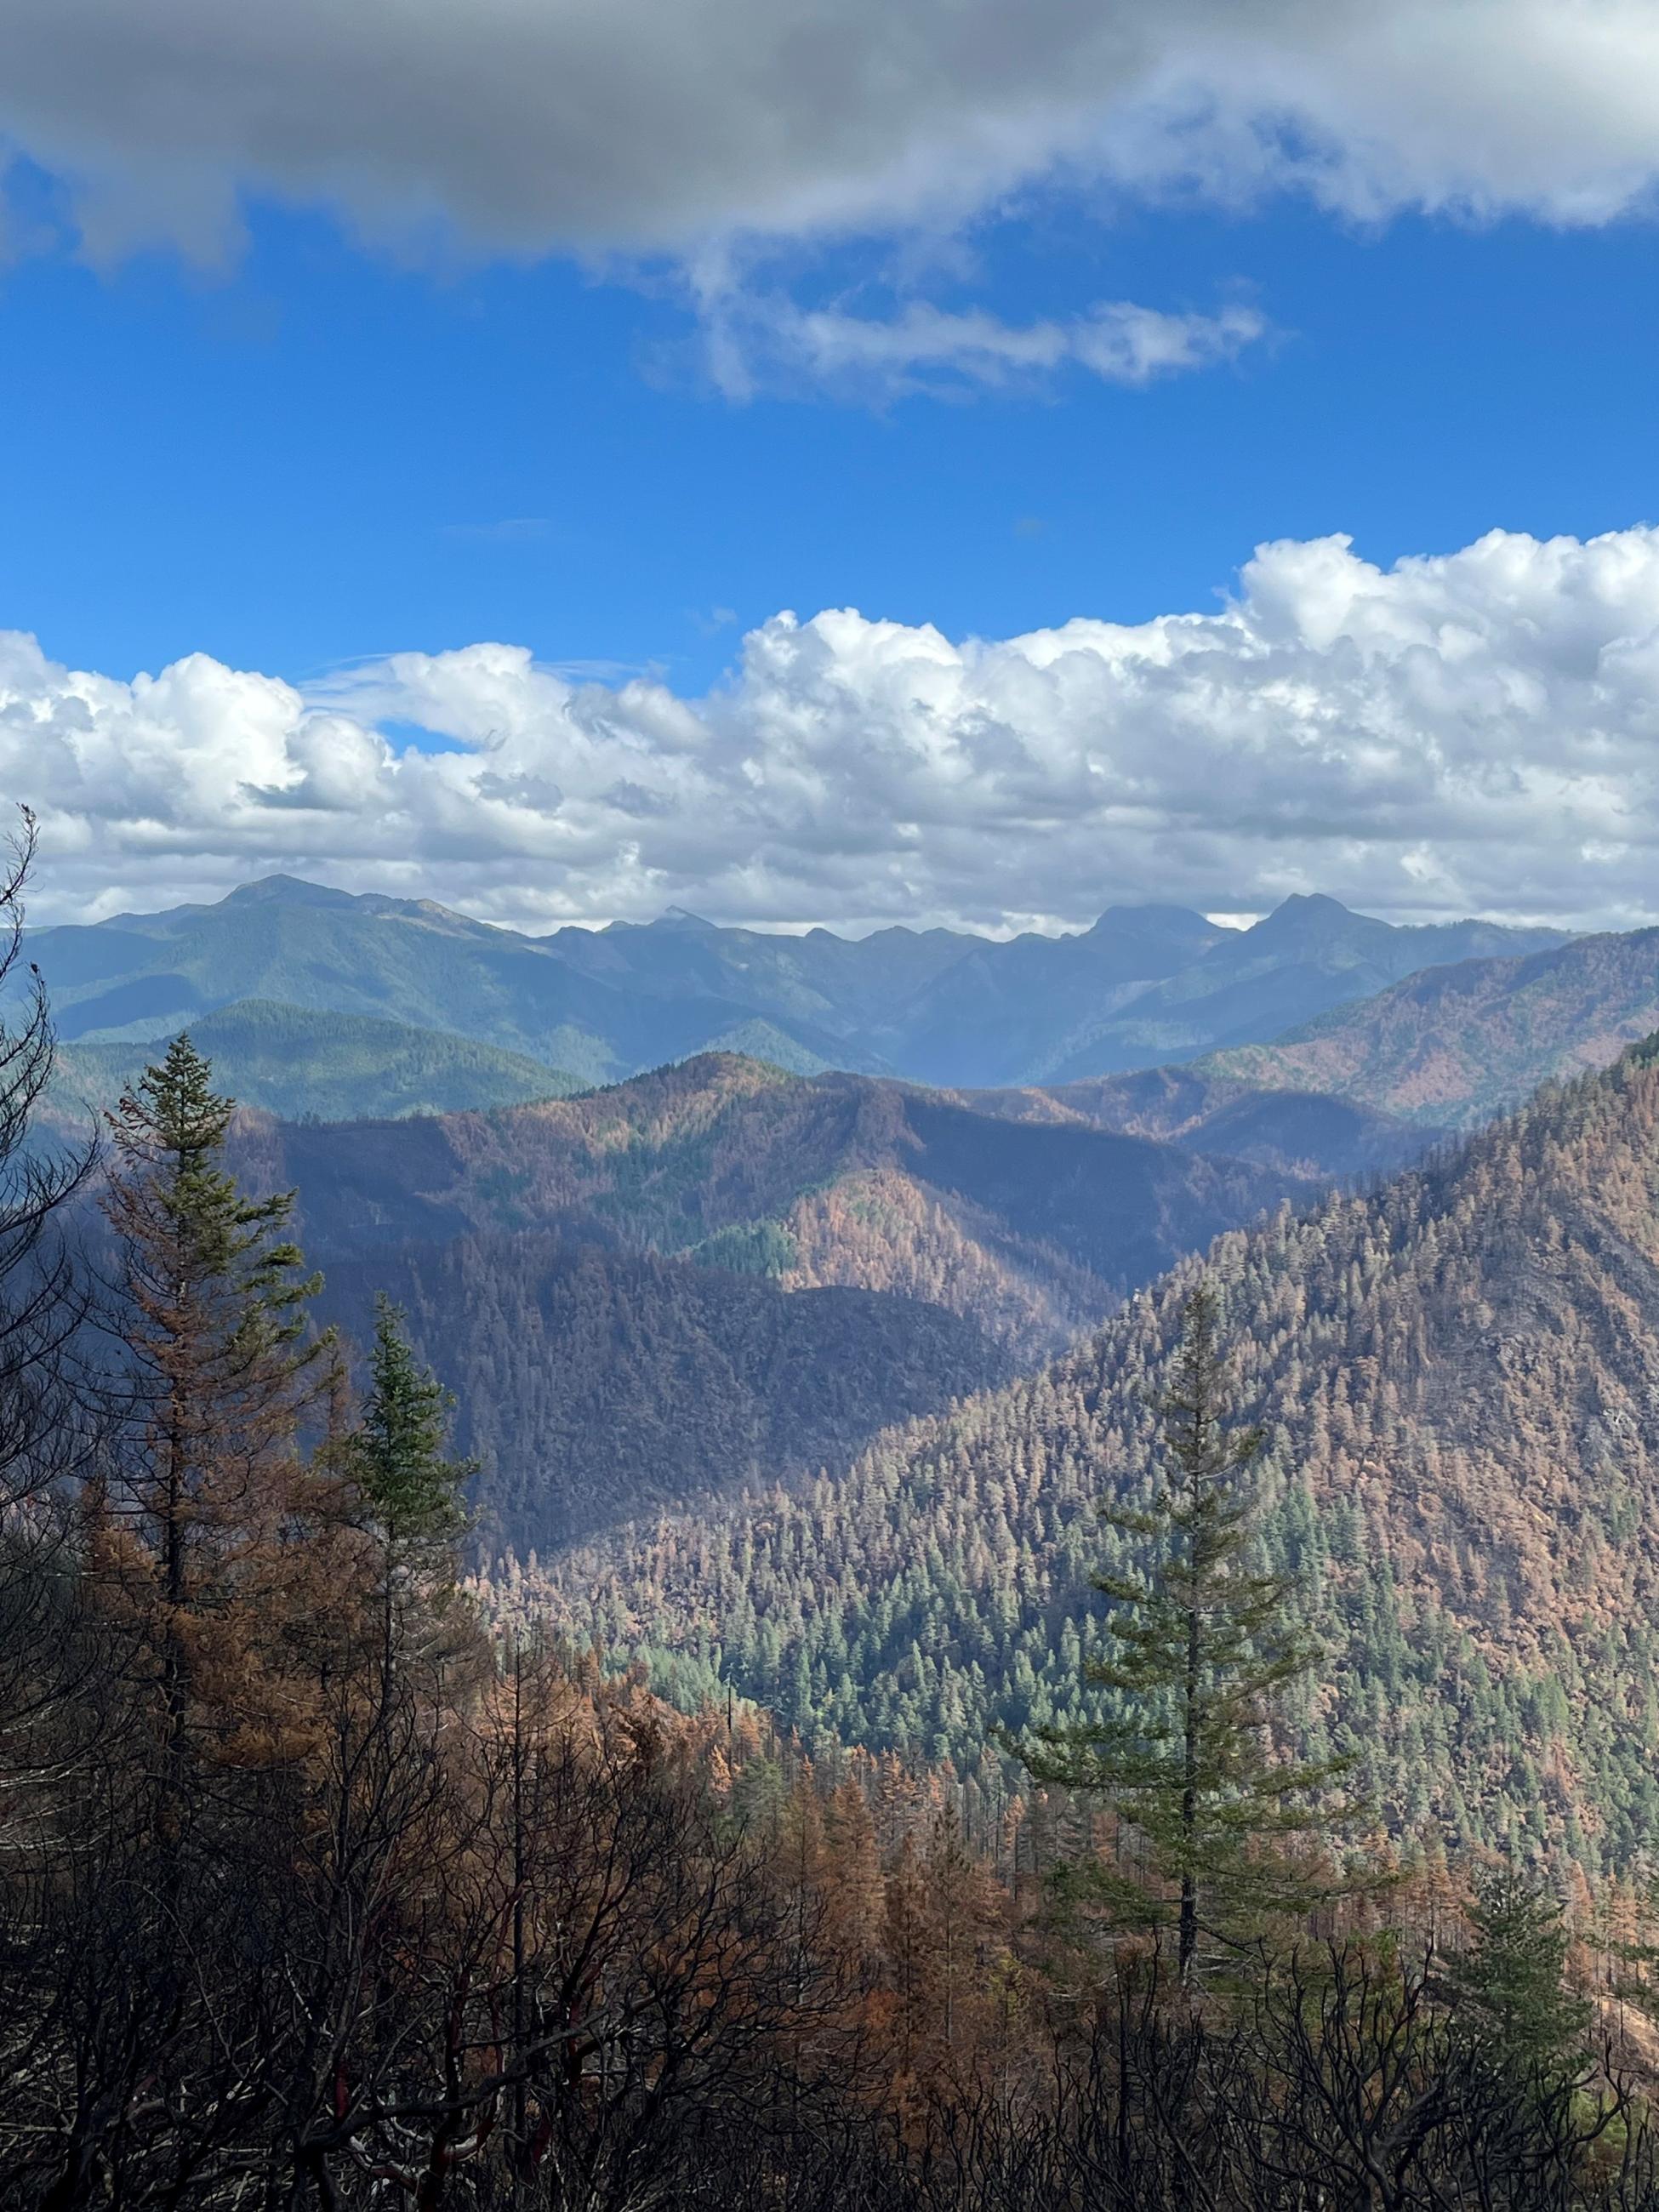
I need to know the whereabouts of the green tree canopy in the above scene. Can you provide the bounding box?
[100,1031,333,1799]
[1446,1862,1591,2084]
[1015,1281,1347,1983]
[103,1031,330,1566]
[347,1291,474,1552]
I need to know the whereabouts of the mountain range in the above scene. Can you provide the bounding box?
[42,869,1659,1579]
[1195,925,1659,1128]
[238,1053,1297,1323]
[32,873,1568,1101]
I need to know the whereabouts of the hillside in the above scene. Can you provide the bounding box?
[318,1229,1010,1548]
[961,1064,1436,1178]
[232,1052,1302,1358]
[960,926,1659,1166]
[31,872,1566,1090]
[1200,926,1659,1127]
[54,998,580,1123]
[542,1037,1659,1869]
[203,1050,1311,1545]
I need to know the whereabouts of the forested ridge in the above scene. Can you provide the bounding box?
[237,1051,1298,1362]
[54,997,583,1123]
[320,1228,1012,1547]
[539,1035,1659,1873]
[179,1053,1312,1548]
[1206,928,1659,1128]
[968,1061,1438,1177]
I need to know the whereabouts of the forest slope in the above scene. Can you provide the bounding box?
[55,998,580,1122]
[1202,927,1659,1127]
[318,1229,1009,1548]
[959,1066,1435,1177]
[544,1038,1659,1870]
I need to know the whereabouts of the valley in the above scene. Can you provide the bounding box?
[227,1051,1303,1536]
[42,875,1659,1587]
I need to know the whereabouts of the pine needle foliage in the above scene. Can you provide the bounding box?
[100,1032,334,1787]
[1015,1282,1348,1982]
[105,1032,324,1383]
[348,1292,475,1549]
[1446,1863,1592,2084]
[102,1034,330,1551]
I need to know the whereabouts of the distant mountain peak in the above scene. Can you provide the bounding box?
[1086,903,1218,940]
[216,875,477,929]
[1267,892,1356,919]
[653,906,720,932]
[1092,902,1213,924]
[219,875,362,910]
[1245,892,1365,942]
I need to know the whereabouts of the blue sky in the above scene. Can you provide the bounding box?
[8,0,1659,932]
[6,191,1658,693]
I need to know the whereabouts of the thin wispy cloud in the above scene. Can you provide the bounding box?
[700,294,1269,402]
[442,517,552,544]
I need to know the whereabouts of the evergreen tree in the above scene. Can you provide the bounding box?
[348,1292,473,1548]
[1014,1282,1343,1984]
[101,1034,331,1776]
[1447,1862,1591,2083]
[344,1294,475,1664]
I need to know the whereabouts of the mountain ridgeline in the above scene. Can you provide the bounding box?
[37,869,1659,1853]
[234,1052,1298,1341]
[956,1063,1438,1178]
[56,997,582,1125]
[540,1035,1659,1870]
[32,872,1567,1098]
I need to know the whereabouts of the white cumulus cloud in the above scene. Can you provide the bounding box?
[9,526,1659,935]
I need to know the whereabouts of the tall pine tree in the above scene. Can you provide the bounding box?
[344,1294,475,1657]
[101,1034,332,1780]
[1016,1282,1343,1984]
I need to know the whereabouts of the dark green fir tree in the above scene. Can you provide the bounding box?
[101,1032,331,1793]
[345,1295,476,1650]
[1015,1281,1346,1984]
[1447,1863,1590,2084]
